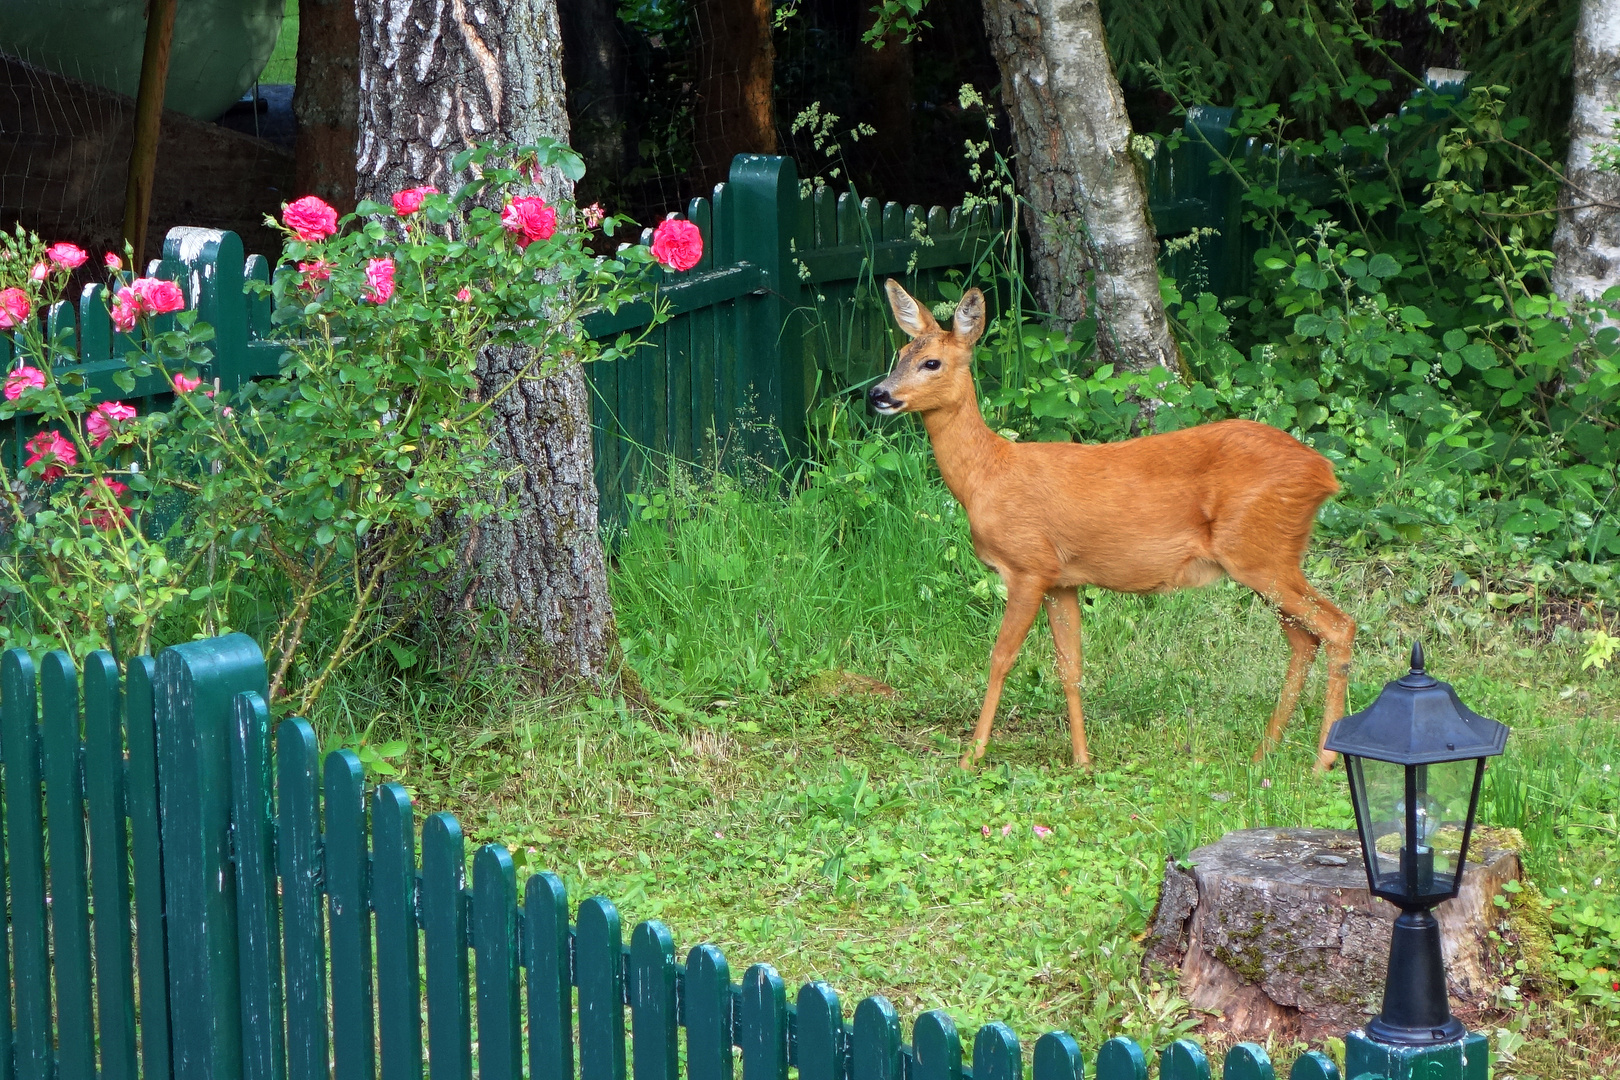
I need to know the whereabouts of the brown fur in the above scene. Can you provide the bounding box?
[872,280,1355,771]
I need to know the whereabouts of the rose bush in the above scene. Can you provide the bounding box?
[0,138,678,706]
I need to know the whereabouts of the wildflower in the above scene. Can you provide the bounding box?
[501,196,558,248]
[24,430,76,481]
[46,243,88,270]
[4,365,46,400]
[172,372,203,394]
[1001,823,1013,837]
[110,289,141,332]
[0,287,30,329]
[981,824,991,837]
[651,218,703,271]
[1598,877,1605,887]
[86,401,137,447]
[1033,824,1052,838]
[583,202,606,229]
[392,185,438,216]
[364,258,396,304]
[282,195,339,241]
[1261,778,1272,789]
[131,277,185,314]
[83,478,132,529]
[455,287,472,302]
[104,252,123,271]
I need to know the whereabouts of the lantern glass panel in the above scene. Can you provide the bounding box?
[1349,756,1404,892]
[1352,756,1480,902]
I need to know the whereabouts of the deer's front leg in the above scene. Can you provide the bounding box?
[960,578,1045,770]
[1044,586,1089,768]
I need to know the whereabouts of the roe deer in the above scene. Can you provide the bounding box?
[869,280,1355,772]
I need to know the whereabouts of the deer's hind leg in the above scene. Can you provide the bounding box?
[961,577,1045,770]
[1044,587,1089,768]
[1254,618,1320,763]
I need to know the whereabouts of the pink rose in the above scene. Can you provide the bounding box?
[173,372,203,394]
[82,478,132,529]
[651,218,703,271]
[297,259,332,291]
[111,290,140,332]
[104,252,123,271]
[30,262,48,282]
[501,197,558,248]
[0,287,30,329]
[47,243,88,270]
[86,401,137,447]
[364,257,395,304]
[4,365,46,400]
[392,186,439,216]
[131,277,185,315]
[24,430,76,481]
[455,287,472,302]
[282,195,339,242]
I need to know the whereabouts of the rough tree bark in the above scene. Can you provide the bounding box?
[692,0,777,195]
[1552,0,1620,305]
[559,0,629,205]
[293,0,361,213]
[981,0,1180,375]
[855,6,915,199]
[355,0,618,686]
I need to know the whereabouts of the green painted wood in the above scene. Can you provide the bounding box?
[690,197,715,272]
[229,690,283,1080]
[631,921,679,1080]
[80,282,113,363]
[326,749,375,1080]
[373,782,423,1080]
[47,299,76,361]
[277,717,328,1080]
[158,634,266,1080]
[739,964,788,1080]
[124,654,173,1080]
[882,202,905,241]
[814,186,837,248]
[577,896,627,1080]
[166,229,248,389]
[837,192,862,245]
[1032,1032,1082,1080]
[41,650,97,1080]
[794,982,842,1080]
[0,672,10,1080]
[1225,1045,1274,1080]
[684,945,734,1080]
[1094,1038,1147,1080]
[525,872,573,1080]
[1160,1040,1209,1080]
[973,1024,1022,1080]
[851,996,902,1080]
[730,154,805,463]
[473,844,523,1080]
[912,1011,962,1080]
[423,812,473,1080]
[85,651,139,1080]
[1288,1051,1339,1080]
[2,649,51,1080]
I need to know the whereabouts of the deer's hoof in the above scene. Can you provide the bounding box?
[958,754,977,771]
[1312,751,1338,774]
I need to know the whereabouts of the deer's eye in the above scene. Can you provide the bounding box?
[921,358,942,371]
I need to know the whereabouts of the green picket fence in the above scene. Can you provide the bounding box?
[0,633,1490,1080]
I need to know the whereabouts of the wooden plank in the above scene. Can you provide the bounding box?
[374,783,424,1080]
[124,655,172,1080]
[327,749,376,1080]
[1159,1041,1209,1080]
[0,665,10,1080]
[684,945,733,1080]
[1095,1039,1147,1080]
[690,197,715,272]
[423,811,473,1080]
[278,717,328,1080]
[882,202,906,241]
[739,964,788,1080]
[580,264,768,337]
[229,690,284,1080]
[837,192,862,245]
[473,844,524,1080]
[80,282,113,364]
[85,650,139,1080]
[815,186,837,249]
[795,982,843,1080]
[1224,1044,1274,1080]
[1,649,51,1080]
[851,996,902,1080]
[525,872,573,1080]
[630,921,678,1080]
[47,299,76,361]
[1032,1032,1082,1080]
[973,1024,1022,1080]
[42,650,97,1080]
[577,895,627,1080]
[912,1011,961,1080]
[1288,1051,1339,1080]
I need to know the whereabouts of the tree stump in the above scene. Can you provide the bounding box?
[1142,827,1521,1041]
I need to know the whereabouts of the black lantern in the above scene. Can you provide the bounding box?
[1324,642,1509,1046]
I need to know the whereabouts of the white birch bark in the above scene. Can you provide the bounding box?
[1553,0,1620,305]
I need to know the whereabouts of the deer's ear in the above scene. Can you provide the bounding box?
[953,288,986,345]
[885,279,938,338]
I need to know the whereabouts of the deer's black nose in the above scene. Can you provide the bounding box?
[869,385,895,409]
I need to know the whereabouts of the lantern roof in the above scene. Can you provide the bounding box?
[1324,642,1509,765]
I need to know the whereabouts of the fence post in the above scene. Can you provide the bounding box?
[155,632,269,1080]
[164,228,250,391]
[727,155,807,464]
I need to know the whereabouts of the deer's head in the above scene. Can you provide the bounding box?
[868,279,985,416]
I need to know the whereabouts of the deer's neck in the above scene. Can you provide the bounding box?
[921,397,1005,506]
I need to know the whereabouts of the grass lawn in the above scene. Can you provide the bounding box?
[260,0,298,85]
[321,456,1620,1079]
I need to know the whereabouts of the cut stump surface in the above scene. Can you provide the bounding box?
[1142,827,1520,1041]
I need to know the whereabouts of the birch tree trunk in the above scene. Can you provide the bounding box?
[1552,0,1620,305]
[981,0,1180,376]
[355,0,618,686]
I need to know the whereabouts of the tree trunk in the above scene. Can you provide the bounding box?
[559,0,630,207]
[1552,0,1620,306]
[855,7,914,200]
[355,0,619,687]
[980,0,1180,376]
[692,0,777,195]
[293,0,361,213]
